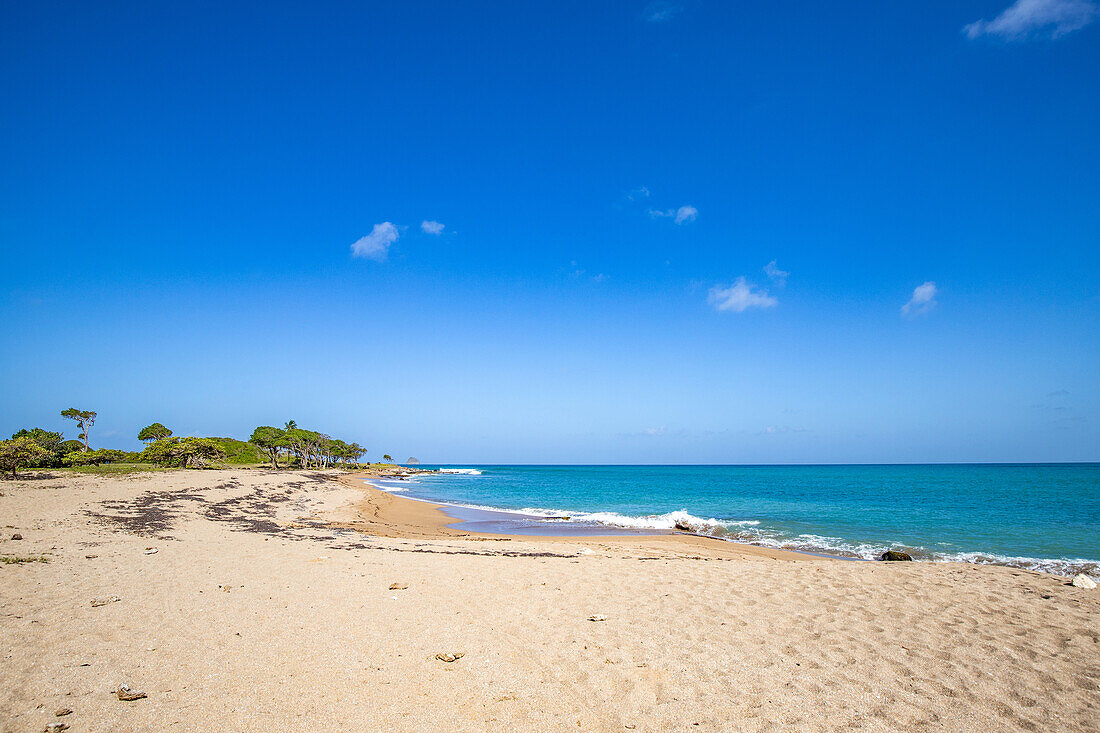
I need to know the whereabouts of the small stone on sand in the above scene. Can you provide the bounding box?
[55,708,72,717]
[11,533,22,540]
[389,582,409,590]
[143,547,158,555]
[90,596,120,607]
[588,614,608,622]
[44,723,69,732]
[435,652,464,663]
[116,684,147,701]
[1071,573,1096,589]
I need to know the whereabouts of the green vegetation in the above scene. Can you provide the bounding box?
[141,437,227,468]
[60,408,96,451]
[1,555,50,564]
[138,422,173,443]
[60,439,84,454]
[249,426,285,468]
[7,408,380,475]
[0,437,50,478]
[206,437,265,465]
[248,422,366,469]
[62,448,129,466]
[11,428,64,467]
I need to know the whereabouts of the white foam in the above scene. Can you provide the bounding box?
[379,474,1100,580]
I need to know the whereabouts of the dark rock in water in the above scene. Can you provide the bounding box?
[406,457,420,465]
[673,521,692,532]
[880,550,913,561]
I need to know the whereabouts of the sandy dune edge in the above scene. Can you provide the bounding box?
[1,470,1097,732]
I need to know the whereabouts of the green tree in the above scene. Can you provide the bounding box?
[137,422,173,443]
[140,437,226,469]
[174,438,226,469]
[382,454,393,463]
[60,408,97,451]
[11,428,64,467]
[0,437,49,479]
[249,426,286,469]
[62,448,127,466]
[345,442,367,467]
[60,439,84,454]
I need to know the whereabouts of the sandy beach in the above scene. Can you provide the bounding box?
[2,469,1097,732]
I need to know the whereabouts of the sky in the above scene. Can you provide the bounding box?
[1,0,1098,464]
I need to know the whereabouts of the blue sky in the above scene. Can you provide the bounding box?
[2,0,1098,463]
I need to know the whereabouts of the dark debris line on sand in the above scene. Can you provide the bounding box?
[84,473,577,559]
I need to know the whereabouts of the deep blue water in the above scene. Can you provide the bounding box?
[376,464,1099,577]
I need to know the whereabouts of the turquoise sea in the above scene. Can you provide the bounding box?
[372,464,1099,577]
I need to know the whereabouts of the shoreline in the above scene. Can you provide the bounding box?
[345,469,1099,579]
[332,472,819,562]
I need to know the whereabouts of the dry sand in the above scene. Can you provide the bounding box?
[1,469,1097,732]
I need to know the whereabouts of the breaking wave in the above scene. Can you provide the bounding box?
[380,472,1100,580]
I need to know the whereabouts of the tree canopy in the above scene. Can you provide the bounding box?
[140,437,226,469]
[11,428,64,467]
[0,437,49,479]
[248,421,366,469]
[138,422,173,443]
[62,448,128,466]
[60,408,96,451]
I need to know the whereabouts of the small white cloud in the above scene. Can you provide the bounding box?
[644,426,667,436]
[351,222,399,261]
[707,277,778,313]
[649,204,698,224]
[645,1,681,22]
[901,281,938,317]
[626,186,651,201]
[420,220,445,235]
[759,425,807,435]
[763,260,789,285]
[964,0,1098,39]
[674,205,697,224]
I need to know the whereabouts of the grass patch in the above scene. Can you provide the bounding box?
[1,555,49,564]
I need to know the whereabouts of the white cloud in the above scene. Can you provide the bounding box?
[760,425,807,435]
[643,426,667,436]
[901,281,938,316]
[421,220,445,235]
[707,277,778,313]
[674,205,697,224]
[351,222,399,261]
[964,0,1098,39]
[626,186,651,201]
[649,204,698,224]
[763,260,789,285]
[645,1,681,22]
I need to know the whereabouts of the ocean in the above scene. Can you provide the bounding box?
[371,463,1099,578]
